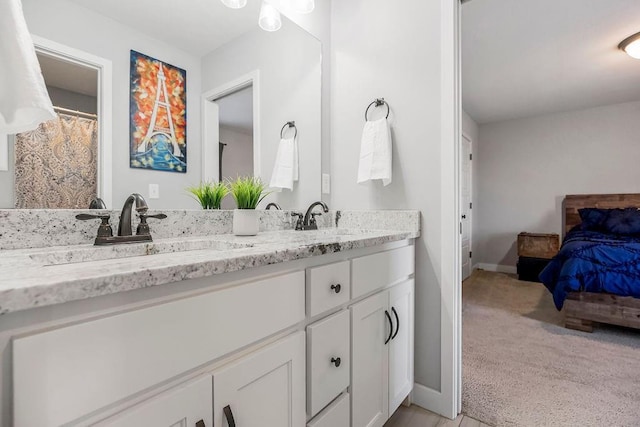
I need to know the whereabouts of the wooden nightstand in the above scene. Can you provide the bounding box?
[517,232,560,282]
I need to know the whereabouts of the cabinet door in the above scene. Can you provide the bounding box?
[213,332,305,427]
[350,291,389,427]
[388,279,415,415]
[98,376,212,427]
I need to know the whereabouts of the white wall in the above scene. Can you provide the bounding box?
[331,0,449,401]
[476,100,640,268]
[201,20,322,210]
[22,0,202,210]
[47,86,98,115]
[462,110,479,268]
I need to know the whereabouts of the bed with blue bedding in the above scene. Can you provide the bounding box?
[540,226,640,310]
[540,194,640,332]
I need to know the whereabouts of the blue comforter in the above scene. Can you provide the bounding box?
[539,227,640,310]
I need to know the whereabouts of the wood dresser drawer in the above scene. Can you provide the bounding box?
[13,271,305,427]
[307,393,350,427]
[352,245,414,299]
[307,260,350,317]
[306,310,350,417]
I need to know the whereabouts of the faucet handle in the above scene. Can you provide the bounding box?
[291,212,304,231]
[75,213,113,238]
[137,213,167,236]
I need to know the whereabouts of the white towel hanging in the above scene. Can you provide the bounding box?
[0,0,56,134]
[269,137,299,190]
[357,117,392,186]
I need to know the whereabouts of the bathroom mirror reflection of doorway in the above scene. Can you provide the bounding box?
[212,85,254,209]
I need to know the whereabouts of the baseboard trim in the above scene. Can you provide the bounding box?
[412,382,452,419]
[477,263,517,274]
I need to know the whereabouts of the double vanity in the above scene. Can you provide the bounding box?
[0,209,418,427]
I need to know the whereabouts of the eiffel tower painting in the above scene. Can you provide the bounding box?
[129,50,187,173]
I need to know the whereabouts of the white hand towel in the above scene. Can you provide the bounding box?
[357,118,392,186]
[269,137,299,190]
[0,0,56,134]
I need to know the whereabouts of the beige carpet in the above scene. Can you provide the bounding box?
[462,270,640,426]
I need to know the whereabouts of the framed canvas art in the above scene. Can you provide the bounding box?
[129,50,187,173]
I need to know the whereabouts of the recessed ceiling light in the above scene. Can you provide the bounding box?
[619,32,640,59]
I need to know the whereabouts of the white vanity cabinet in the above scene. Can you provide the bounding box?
[8,240,415,427]
[212,332,306,427]
[350,279,415,427]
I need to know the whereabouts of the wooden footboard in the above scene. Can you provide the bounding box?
[564,292,640,332]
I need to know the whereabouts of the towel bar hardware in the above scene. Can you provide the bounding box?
[365,98,390,121]
[280,121,297,139]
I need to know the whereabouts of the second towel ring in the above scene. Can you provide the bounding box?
[365,98,390,121]
[280,121,297,139]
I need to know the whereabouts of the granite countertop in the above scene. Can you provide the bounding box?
[0,228,418,315]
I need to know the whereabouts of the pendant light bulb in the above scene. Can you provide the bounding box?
[291,0,314,14]
[221,0,247,9]
[259,1,282,32]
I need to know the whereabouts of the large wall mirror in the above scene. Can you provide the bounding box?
[1,0,322,210]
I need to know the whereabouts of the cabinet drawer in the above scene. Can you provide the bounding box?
[307,393,350,427]
[13,271,305,427]
[352,245,414,298]
[307,260,350,317]
[97,376,212,427]
[307,310,350,417]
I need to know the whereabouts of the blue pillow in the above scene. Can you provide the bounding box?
[578,208,609,230]
[579,208,640,235]
[603,208,640,235]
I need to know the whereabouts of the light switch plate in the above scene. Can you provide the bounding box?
[322,173,331,194]
[149,184,160,199]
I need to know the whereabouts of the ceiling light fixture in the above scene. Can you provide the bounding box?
[291,0,314,14]
[259,1,282,32]
[221,0,247,9]
[619,32,640,59]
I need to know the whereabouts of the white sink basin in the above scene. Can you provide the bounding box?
[30,238,253,266]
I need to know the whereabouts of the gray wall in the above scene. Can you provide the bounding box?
[201,20,322,210]
[23,0,202,210]
[330,0,444,391]
[476,100,640,268]
[47,86,97,115]
[219,126,253,210]
[462,110,479,268]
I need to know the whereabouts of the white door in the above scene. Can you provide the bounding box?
[213,332,306,427]
[351,291,389,427]
[388,280,414,415]
[203,100,220,182]
[460,133,473,280]
[99,376,212,427]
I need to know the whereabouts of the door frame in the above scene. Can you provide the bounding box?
[31,35,113,208]
[461,131,473,279]
[201,70,261,183]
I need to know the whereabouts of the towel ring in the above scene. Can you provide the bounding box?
[280,121,297,139]
[365,98,390,121]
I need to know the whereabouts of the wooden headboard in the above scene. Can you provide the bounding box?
[564,194,640,235]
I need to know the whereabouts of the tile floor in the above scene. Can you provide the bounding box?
[384,405,491,427]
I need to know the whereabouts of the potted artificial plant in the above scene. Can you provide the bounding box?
[186,181,229,209]
[229,176,269,236]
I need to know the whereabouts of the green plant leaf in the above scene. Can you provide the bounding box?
[186,181,229,209]
[228,176,271,209]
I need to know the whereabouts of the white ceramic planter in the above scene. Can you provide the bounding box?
[233,209,259,236]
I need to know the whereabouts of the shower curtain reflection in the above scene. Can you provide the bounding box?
[14,113,98,208]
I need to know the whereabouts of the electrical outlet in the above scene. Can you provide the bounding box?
[322,173,331,194]
[149,184,160,199]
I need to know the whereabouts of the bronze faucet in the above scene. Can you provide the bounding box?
[301,201,329,230]
[76,193,166,245]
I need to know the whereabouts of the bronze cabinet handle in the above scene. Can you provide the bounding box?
[391,307,400,340]
[330,284,342,294]
[331,357,341,367]
[384,310,393,345]
[195,420,205,427]
[223,405,236,427]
